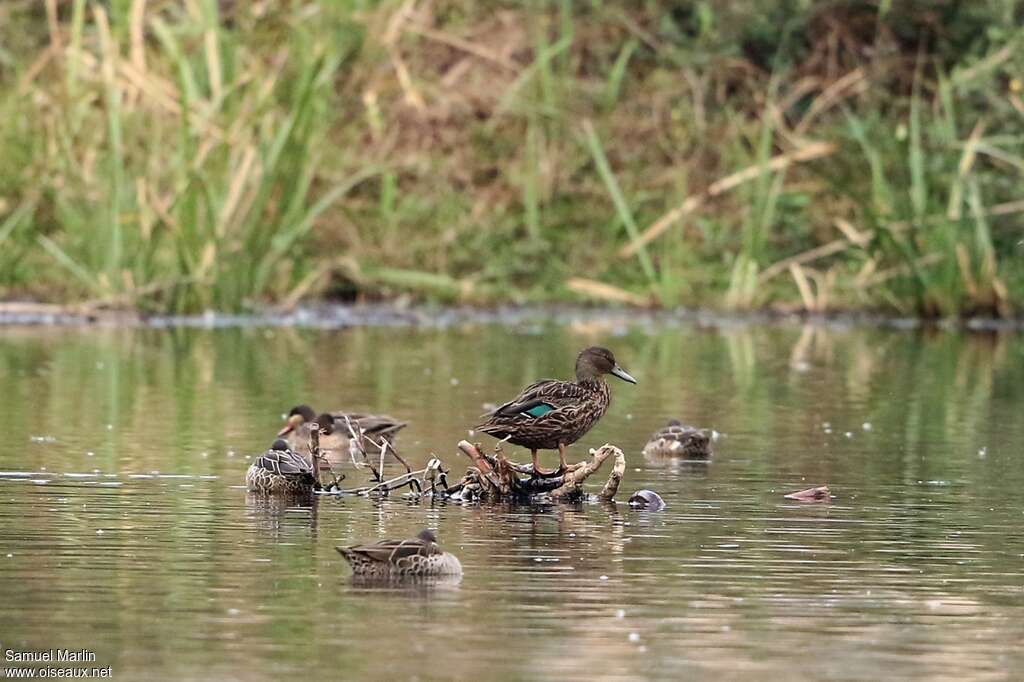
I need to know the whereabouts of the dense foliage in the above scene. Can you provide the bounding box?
[1,0,1021,316]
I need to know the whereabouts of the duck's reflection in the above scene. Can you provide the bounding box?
[244,492,320,538]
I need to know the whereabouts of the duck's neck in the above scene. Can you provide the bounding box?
[575,373,607,396]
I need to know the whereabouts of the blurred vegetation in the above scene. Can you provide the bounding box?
[0,0,1022,316]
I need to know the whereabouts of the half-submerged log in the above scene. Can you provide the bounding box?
[453,441,626,503]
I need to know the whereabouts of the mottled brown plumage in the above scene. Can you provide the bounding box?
[476,347,636,475]
[336,529,463,578]
[244,438,320,495]
[642,420,712,459]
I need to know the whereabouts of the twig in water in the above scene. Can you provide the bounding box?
[384,439,414,474]
[343,415,381,480]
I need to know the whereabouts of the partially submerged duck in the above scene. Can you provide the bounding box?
[336,529,462,578]
[476,346,636,476]
[784,485,831,502]
[628,489,666,510]
[278,404,407,466]
[245,438,323,495]
[642,420,712,459]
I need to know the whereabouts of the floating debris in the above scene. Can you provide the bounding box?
[784,485,831,502]
[453,441,625,503]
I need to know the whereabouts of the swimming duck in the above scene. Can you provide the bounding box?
[476,346,636,476]
[336,528,462,578]
[628,489,667,510]
[245,437,323,495]
[642,420,712,459]
[278,405,407,464]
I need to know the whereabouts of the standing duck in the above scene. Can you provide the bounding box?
[336,528,462,578]
[476,346,636,476]
[642,420,712,459]
[245,438,323,495]
[278,405,407,465]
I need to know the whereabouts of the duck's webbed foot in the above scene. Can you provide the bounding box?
[530,450,562,478]
[530,466,564,479]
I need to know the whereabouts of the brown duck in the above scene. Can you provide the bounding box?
[642,420,712,459]
[278,405,407,467]
[245,438,323,495]
[476,346,636,476]
[336,529,462,578]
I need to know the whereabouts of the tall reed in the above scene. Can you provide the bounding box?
[0,1,1020,316]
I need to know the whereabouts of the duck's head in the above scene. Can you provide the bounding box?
[576,346,637,384]
[270,438,291,451]
[312,413,335,436]
[278,404,316,436]
[417,528,438,544]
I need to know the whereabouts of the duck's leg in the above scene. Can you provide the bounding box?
[557,442,569,473]
[531,450,556,477]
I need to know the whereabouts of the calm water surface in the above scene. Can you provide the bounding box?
[1,317,1022,680]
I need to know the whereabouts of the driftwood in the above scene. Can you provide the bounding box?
[311,418,452,497]
[452,441,626,502]
[317,457,453,497]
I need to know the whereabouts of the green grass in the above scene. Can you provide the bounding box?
[0,0,1022,317]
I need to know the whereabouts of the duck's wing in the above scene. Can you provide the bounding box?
[649,424,676,441]
[251,449,312,475]
[487,379,592,418]
[339,537,439,563]
[353,414,407,439]
[664,423,709,442]
[328,412,407,439]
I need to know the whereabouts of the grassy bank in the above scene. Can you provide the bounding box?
[0,0,1022,316]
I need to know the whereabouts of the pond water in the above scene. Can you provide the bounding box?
[1,313,1022,680]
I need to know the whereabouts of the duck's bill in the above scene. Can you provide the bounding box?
[278,413,304,436]
[611,365,637,384]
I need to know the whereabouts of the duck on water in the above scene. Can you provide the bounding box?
[245,436,326,495]
[278,404,408,469]
[336,528,462,578]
